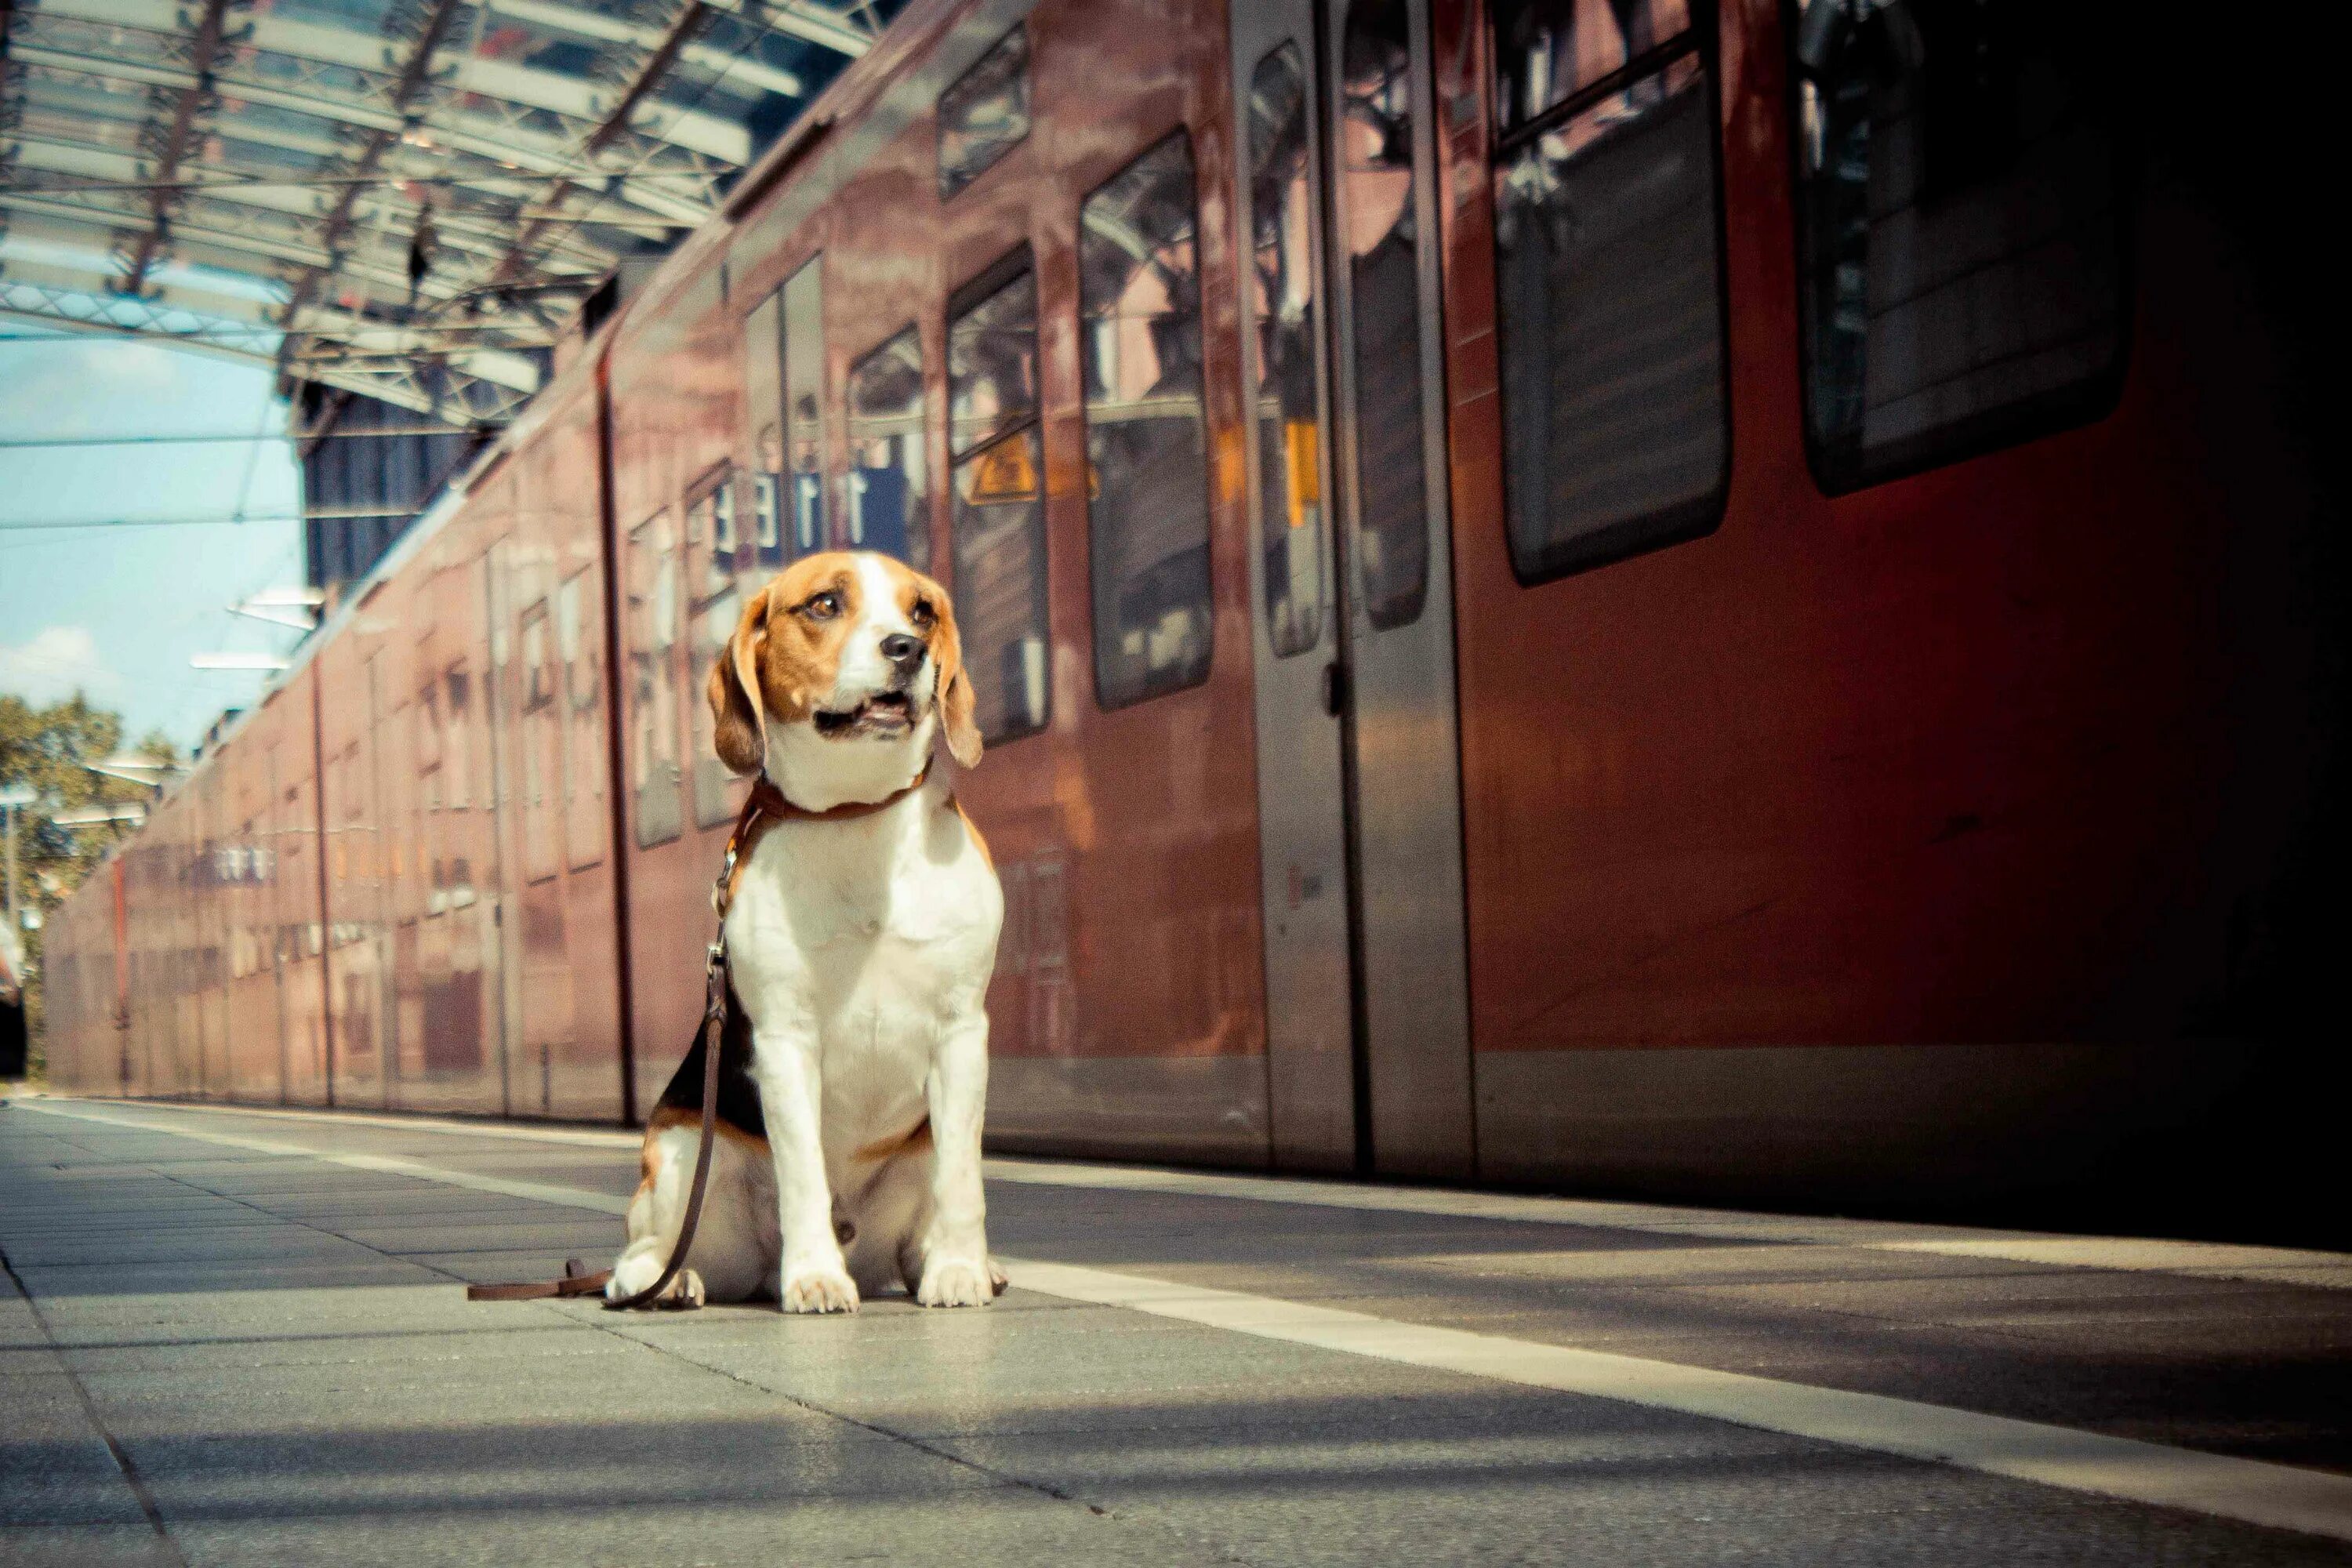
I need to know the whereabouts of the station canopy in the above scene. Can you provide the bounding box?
[0,0,900,423]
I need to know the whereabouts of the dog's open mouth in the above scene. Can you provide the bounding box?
[811,691,916,739]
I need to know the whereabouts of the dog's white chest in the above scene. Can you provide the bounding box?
[721,786,1001,1044]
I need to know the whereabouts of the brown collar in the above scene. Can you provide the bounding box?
[747,760,932,825]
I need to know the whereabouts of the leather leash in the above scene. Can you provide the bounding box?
[467,764,930,1309]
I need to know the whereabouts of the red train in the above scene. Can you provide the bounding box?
[42,0,2344,1236]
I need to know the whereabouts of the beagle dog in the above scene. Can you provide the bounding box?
[608,550,1006,1312]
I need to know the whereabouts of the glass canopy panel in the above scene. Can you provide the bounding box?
[2,0,909,418]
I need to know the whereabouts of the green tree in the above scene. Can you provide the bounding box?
[0,692,178,1069]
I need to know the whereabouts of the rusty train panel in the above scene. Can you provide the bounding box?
[39,0,2339,1229]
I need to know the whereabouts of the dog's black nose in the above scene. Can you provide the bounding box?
[880,632,924,671]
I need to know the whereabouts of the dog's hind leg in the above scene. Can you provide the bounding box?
[608,1121,777,1306]
[832,1130,930,1300]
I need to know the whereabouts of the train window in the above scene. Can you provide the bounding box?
[847,325,931,569]
[783,258,829,557]
[1247,43,1328,659]
[1080,129,1214,710]
[519,604,559,884]
[948,252,1050,744]
[1339,0,1431,630]
[688,474,746,829]
[443,664,475,904]
[556,569,605,872]
[417,680,445,914]
[1489,0,1729,582]
[746,291,786,568]
[627,510,684,848]
[445,668,474,816]
[378,698,408,923]
[1789,0,2125,492]
[938,24,1029,199]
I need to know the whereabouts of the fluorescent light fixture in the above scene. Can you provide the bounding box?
[48,803,147,826]
[82,757,177,787]
[191,652,292,670]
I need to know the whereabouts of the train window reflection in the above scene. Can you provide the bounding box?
[1490,21,1728,580]
[1790,0,2125,492]
[1247,43,1328,659]
[948,252,1039,458]
[1339,0,1430,631]
[848,325,931,569]
[783,258,829,558]
[1080,129,1213,710]
[627,510,683,848]
[556,570,604,871]
[1492,0,1693,132]
[688,475,744,829]
[952,433,1050,743]
[938,24,1029,199]
[949,252,1049,745]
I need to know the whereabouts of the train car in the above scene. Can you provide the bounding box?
[42,0,2343,1238]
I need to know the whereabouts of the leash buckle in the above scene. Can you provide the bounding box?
[703,939,728,1020]
[711,842,739,916]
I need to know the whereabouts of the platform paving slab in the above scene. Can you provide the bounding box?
[6,1096,2352,1566]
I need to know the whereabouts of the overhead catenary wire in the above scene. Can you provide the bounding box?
[0,426,492,448]
[0,507,422,532]
[0,170,728,198]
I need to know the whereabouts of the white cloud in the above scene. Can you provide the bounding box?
[0,340,201,439]
[0,625,122,708]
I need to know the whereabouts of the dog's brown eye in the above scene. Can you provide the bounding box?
[802,591,841,621]
[909,598,936,630]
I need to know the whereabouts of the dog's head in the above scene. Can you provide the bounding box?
[709,551,981,800]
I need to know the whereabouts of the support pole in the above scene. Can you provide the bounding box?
[3,803,18,938]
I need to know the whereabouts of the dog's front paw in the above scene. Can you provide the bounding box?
[917,1256,996,1308]
[607,1257,704,1309]
[781,1267,860,1315]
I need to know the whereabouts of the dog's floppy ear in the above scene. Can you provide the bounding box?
[927,578,983,769]
[710,585,771,776]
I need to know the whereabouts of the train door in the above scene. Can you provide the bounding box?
[1232,0,1475,1177]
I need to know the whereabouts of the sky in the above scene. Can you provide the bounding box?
[0,335,311,754]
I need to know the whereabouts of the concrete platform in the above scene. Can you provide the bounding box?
[4,1095,2350,1566]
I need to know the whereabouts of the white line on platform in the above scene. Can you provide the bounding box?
[22,1100,630,1218]
[982,1160,2352,1290]
[33,1097,2352,1290]
[1879,1238,2352,1291]
[22,1094,642,1149]
[20,1099,2352,1542]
